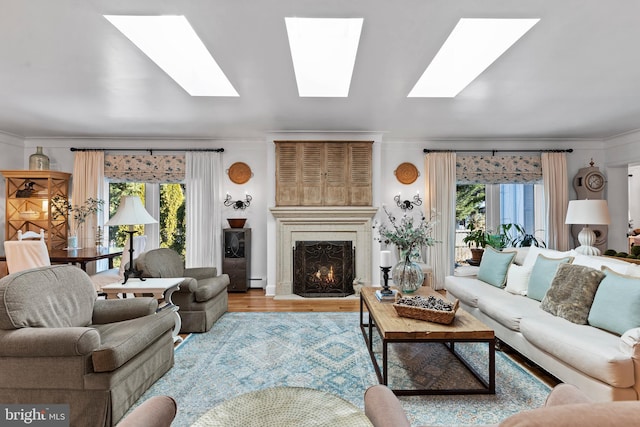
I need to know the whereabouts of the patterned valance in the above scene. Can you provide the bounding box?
[456,155,542,184]
[105,155,185,183]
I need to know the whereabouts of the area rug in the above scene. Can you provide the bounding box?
[130,312,550,426]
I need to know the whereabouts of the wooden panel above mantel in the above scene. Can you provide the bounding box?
[274,141,372,207]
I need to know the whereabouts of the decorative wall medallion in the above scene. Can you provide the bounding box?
[228,162,253,184]
[394,162,419,184]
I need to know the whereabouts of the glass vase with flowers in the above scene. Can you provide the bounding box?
[51,196,104,248]
[373,205,437,293]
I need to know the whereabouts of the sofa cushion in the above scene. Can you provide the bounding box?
[477,246,516,288]
[502,247,529,266]
[92,309,176,372]
[520,313,634,387]
[477,291,541,331]
[527,255,574,302]
[572,254,630,275]
[522,247,574,269]
[588,267,640,336]
[0,265,96,329]
[540,263,604,324]
[505,264,532,296]
[445,275,483,307]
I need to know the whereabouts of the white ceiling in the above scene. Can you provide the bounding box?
[1,0,640,142]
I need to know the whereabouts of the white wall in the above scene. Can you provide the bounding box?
[4,132,640,288]
[0,132,26,242]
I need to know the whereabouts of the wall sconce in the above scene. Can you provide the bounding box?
[224,193,252,210]
[394,192,422,211]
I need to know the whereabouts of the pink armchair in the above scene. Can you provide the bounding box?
[364,384,640,427]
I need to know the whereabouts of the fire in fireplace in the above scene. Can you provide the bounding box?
[293,241,355,297]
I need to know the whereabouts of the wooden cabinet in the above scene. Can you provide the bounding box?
[275,141,372,206]
[223,228,251,292]
[1,170,71,250]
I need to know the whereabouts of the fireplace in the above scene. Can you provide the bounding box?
[293,241,354,297]
[269,207,378,297]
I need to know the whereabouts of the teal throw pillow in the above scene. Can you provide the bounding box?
[477,246,516,288]
[527,254,574,301]
[588,267,640,335]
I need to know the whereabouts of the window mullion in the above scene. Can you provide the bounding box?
[144,183,160,250]
[485,184,501,233]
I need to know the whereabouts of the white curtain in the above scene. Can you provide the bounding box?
[542,152,570,251]
[185,152,223,269]
[72,151,105,274]
[425,152,456,290]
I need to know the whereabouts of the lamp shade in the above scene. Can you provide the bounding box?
[105,196,157,226]
[565,199,611,225]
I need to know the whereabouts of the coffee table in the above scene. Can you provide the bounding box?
[360,286,495,396]
[102,277,184,343]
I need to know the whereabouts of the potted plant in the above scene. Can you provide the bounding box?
[462,222,488,264]
[500,223,546,248]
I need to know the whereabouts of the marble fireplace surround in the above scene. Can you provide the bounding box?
[270,207,378,298]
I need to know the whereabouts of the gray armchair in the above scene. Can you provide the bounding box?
[0,265,176,427]
[135,248,230,333]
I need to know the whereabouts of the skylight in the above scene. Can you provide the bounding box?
[285,17,363,97]
[104,15,238,97]
[408,18,539,98]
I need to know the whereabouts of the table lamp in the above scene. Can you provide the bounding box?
[105,196,157,284]
[565,199,610,256]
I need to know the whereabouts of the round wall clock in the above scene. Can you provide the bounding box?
[573,161,605,199]
[228,162,252,184]
[394,162,419,184]
[585,171,605,192]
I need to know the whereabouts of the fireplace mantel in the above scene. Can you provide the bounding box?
[270,206,378,298]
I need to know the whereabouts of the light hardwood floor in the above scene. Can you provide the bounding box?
[228,289,360,312]
[226,289,560,388]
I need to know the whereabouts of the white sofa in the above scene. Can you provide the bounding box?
[445,246,640,402]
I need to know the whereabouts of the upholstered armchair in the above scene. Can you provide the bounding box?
[117,396,177,427]
[364,384,640,427]
[0,265,176,427]
[135,248,230,333]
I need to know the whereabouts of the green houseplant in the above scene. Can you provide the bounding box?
[462,222,488,263]
[500,223,546,248]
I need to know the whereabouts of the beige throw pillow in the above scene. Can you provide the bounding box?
[540,263,604,324]
[505,264,532,296]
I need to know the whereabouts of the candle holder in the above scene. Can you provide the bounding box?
[380,266,392,295]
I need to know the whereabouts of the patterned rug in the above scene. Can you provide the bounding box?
[131,312,550,426]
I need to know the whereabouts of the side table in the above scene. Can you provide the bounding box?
[102,277,184,343]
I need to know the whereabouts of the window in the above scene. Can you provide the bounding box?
[456,182,545,263]
[107,182,186,261]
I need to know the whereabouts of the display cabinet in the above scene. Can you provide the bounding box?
[1,170,71,250]
[223,228,251,292]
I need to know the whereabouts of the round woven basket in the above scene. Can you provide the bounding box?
[193,386,372,427]
[228,162,252,184]
[394,162,419,184]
